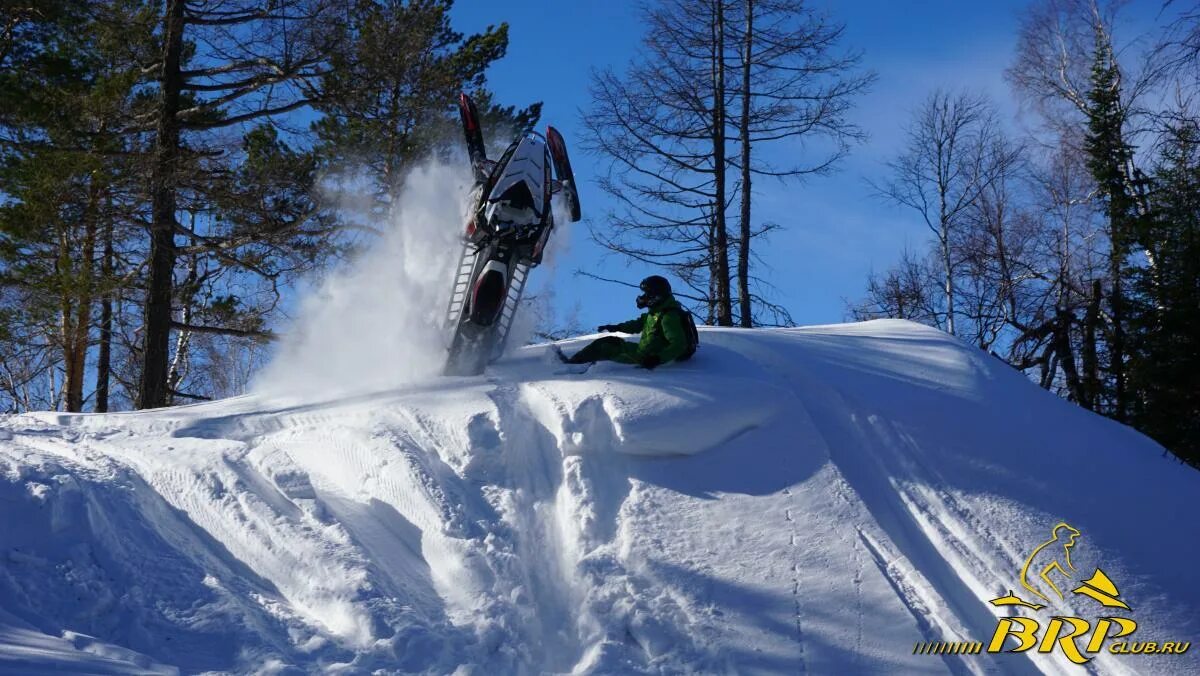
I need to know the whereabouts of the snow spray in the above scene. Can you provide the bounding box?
[254,155,575,399]
[255,160,471,398]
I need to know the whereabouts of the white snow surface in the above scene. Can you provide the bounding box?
[1,320,1197,674]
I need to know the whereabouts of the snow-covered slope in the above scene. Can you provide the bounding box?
[1,320,1197,675]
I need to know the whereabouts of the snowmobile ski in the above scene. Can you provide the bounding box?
[547,126,582,222]
[458,92,488,182]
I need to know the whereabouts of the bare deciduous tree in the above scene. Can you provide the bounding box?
[729,0,872,326]
[953,133,1031,350]
[850,248,940,325]
[1154,1,1200,84]
[583,0,732,323]
[871,90,1000,336]
[586,0,869,326]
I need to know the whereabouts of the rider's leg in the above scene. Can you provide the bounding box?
[566,336,632,364]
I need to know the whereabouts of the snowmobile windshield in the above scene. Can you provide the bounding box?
[484,135,547,230]
[486,182,538,229]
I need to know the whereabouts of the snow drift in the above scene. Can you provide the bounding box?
[1,320,1197,674]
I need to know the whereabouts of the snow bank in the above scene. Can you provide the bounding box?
[2,320,1197,674]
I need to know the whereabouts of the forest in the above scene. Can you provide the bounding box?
[1,0,537,411]
[849,3,1200,469]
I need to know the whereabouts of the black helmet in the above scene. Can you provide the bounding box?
[636,275,671,309]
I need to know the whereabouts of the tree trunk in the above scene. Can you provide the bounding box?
[940,226,955,336]
[937,167,956,335]
[168,252,199,402]
[1081,279,1102,411]
[65,177,100,412]
[1107,219,1126,421]
[708,219,718,324]
[711,0,732,326]
[737,0,753,328]
[139,0,185,409]
[1054,308,1083,403]
[95,199,113,413]
[55,226,74,411]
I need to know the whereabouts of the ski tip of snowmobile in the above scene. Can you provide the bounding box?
[546,125,582,223]
[458,92,488,182]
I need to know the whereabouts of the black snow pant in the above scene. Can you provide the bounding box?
[566,336,639,364]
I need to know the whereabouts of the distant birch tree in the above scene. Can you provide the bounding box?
[872,90,999,336]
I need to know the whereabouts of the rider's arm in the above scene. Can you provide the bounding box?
[612,314,647,333]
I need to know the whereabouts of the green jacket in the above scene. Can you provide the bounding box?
[611,296,690,364]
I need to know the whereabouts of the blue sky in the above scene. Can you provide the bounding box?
[446,0,1163,329]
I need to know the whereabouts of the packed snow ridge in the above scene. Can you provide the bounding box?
[1,320,1197,675]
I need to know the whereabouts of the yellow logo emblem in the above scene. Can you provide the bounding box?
[915,521,1190,664]
[990,521,1129,612]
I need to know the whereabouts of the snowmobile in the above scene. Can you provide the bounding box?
[442,93,582,376]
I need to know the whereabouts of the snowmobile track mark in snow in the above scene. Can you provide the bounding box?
[855,529,986,676]
[724,330,1038,674]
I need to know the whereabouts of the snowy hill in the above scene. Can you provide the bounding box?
[1,320,1197,675]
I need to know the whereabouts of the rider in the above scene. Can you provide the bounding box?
[561,275,693,369]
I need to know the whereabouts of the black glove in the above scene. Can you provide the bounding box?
[598,324,618,333]
[638,354,662,370]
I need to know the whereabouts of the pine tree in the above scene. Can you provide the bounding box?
[1128,119,1200,467]
[2,0,531,412]
[0,0,144,412]
[1081,22,1136,422]
[314,0,537,217]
